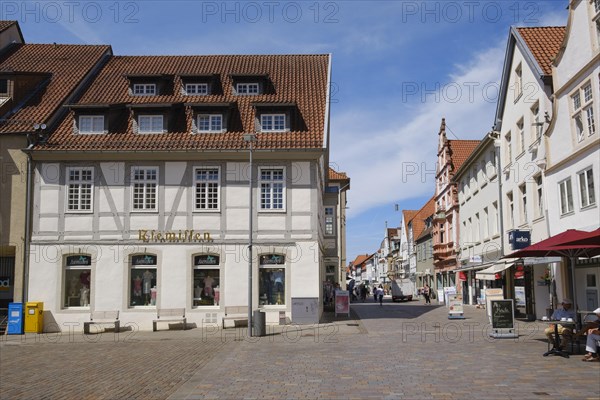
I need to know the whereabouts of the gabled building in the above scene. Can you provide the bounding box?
[411,196,435,292]
[326,168,350,287]
[545,0,600,310]
[432,118,479,292]
[0,21,111,308]
[28,53,334,329]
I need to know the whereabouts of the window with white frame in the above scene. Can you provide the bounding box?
[192,255,220,307]
[471,166,478,192]
[261,114,286,132]
[514,63,522,100]
[67,167,93,212]
[63,255,92,308]
[467,218,472,244]
[519,184,527,223]
[194,167,220,211]
[535,175,544,219]
[138,115,163,133]
[236,82,259,95]
[78,115,104,134]
[483,207,489,239]
[572,82,596,142]
[129,254,157,307]
[325,207,335,235]
[505,131,512,164]
[197,114,223,132]
[260,168,285,210]
[132,167,158,211]
[492,201,499,235]
[517,118,525,154]
[185,83,208,95]
[259,254,285,306]
[531,102,541,140]
[559,178,574,215]
[507,192,514,228]
[474,213,480,242]
[578,167,596,208]
[133,83,156,96]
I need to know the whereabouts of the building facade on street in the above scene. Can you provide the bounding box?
[326,168,350,288]
[411,196,435,294]
[432,118,479,293]
[27,53,336,330]
[544,0,600,311]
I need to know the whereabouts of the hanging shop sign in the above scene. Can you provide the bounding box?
[194,255,220,266]
[138,229,213,243]
[259,254,285,265]
[66,255,92,266]
[508,229,531,250]
[131,254,157,266]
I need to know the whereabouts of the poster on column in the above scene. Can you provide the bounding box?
[335,290,349,316]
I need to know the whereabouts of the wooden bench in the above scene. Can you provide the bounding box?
[84,311,120,334]
[222,306,249,328]
[152,308,186,332]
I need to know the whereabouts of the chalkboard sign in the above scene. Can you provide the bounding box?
[491,299,515,329]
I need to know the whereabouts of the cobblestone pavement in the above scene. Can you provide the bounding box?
[1,298,599,399]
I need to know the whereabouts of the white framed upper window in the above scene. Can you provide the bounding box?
[559,178,574,215]
[483,207,489,239]
[535,175,544,219]
[531,101,541,140]
[138,115,163,133]
[519,183,527,224]
[259,167,285,211]
[578,167,596,209]
[507,191,514,228]
[236,83,259,95]
[325,207,335,236]
[132,167,158,211]
[517,118,525,154]
[197,114,223,132]
[78,115,104,134]
[571,82,596,142]
[66,167,94,212]
[133,83,156,96]
[185,83,208,95]
[260,114,286,132]
[194,167,220,211]
[505,131,512,164]
[514,63,522,101]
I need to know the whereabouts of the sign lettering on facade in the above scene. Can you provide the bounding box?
[131,254,157,266]
[508,230,531,250]
[194,255,219,266]
[138,229,213,243]
[259,254,285,265]
[66,255,92,266]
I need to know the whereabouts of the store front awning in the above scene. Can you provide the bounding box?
[475,262,513,281]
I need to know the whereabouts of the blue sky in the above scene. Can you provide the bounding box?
[7,0,568,261]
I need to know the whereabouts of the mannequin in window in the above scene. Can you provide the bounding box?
[80,286,89,307]
[133,275,142,297]
[194,283,202,299]
[150,286,157,306]
[142,270,154,305]
[69,276,79,297]
[204,272,215,298]
[214,285,220,306]
[79,270,90,288]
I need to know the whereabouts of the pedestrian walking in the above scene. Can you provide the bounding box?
[423,284,431,304]
[377,285,384,306]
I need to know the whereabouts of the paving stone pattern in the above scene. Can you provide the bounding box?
[1,299,599,399]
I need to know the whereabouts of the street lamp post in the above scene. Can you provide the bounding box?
[243,133,257,338]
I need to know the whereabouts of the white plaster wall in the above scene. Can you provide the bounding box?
[291,215,311,231]
[292,162,311,186]
[257,214,286,231]
[225,209,248,231]
[39,189,59,214]
[291,187,311,212]
[225,184,248,208]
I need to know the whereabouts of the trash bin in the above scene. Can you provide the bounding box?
[253,310,265,337]
[24,302,44,333]
[7,303,24,335]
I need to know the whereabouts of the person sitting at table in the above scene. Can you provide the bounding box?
[544,298,576,349]
[581,307,600,362]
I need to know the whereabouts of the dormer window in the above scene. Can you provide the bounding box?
[133,83,156,96]
[261,114,286,132]
[79,115,104,134]
[0,79,8,95]
[185,83,208,95]
[237,83,259,95]
[138,115,163,133]
[197,114,223,132]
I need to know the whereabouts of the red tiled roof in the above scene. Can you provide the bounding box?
[0,20,17,33]
[411,196,435,240]
[387,228,399,239]
[516,27,565,76]
[328,168,348,181]
[402,210,419,234]
[448,140,480,172]
[0,43,111,134]
[38,54,329,151]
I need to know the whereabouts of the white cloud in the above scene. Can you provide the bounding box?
[331,41,506,217]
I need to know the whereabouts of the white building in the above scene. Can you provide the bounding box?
[493,25,566,318]
[28,54,335,331]
[545,0,600,310]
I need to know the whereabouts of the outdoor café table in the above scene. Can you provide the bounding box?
[543,319,576,358]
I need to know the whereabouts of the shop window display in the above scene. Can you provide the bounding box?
[259,254,286,306]
[193,269,220,306]
[64,255,91,308]
[130,254,157,306]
